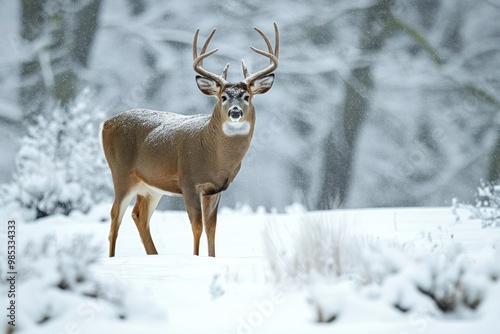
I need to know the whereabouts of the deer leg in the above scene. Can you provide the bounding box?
[189,209,203,256]
[131,192,161,255]
[202,193,221,257]
[109,189,136,257]
[184,192,203,256]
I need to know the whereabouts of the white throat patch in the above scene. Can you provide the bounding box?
[222,121,251,137]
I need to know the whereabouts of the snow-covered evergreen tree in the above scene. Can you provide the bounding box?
[0,89,112,220]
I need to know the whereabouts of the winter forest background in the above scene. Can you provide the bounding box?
[0,0,499,214]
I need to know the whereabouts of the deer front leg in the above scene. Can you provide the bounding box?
[196,180,229,196]
[202,193,221,257]
[187,208,203,256]
[184,191,203,256]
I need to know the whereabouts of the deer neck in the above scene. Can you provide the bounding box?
[202,104,254,166]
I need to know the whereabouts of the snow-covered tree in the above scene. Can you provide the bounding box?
[18,0,101,120]
[0,90,112,220]
[1,0,499,210]
[346,0,500,207]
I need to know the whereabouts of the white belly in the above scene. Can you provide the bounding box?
[136,183,183,197]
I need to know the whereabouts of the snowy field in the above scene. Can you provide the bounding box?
[5,205,500,334]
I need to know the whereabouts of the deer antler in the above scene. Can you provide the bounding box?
[193,28,228,86]
[242,22,279,85]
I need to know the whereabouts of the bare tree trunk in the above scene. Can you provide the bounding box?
[316,0,393,209]
[19,0,101,121]
[19,0,48,121]
[489,136,500,180]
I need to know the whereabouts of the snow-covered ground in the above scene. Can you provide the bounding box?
[6,205,500,333]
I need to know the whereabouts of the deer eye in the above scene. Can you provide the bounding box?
[221,95,227,102]
[244,95,249,102]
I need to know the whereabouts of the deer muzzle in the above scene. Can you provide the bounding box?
[228,107,243,121]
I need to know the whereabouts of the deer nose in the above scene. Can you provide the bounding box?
[228,107,243,120]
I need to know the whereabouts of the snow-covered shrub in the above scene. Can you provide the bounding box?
[264,214,497,321]
[0,90,112,220]
[453,180,500,228]
[386,244,487,314]
[264,214,404,285]
[0,235,163,332]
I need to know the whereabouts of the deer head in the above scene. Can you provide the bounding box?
[193,23,279,135]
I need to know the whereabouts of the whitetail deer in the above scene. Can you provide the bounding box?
[101,23,279,257]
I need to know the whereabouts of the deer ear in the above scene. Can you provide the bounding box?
[250,74,275,95]
[196,76,220,96]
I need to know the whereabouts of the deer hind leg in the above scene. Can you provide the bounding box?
[131,191,161,255]
[202,193,221,257]
[109,189,137,257]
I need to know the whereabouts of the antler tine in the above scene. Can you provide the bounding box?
[241,60,250,78]
[193,28,226,86]
[199,28,217,67]
[243,22,280,85]
[249,47,278,63]
[253,26,274,60]
[221,63,230,80]
[273,22,279,59]
[193,29,200,60]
